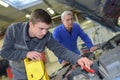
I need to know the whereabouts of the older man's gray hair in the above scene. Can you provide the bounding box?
[61,11,73,20]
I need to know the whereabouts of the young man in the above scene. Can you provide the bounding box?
[0,9,92,80]
[53,11,96,66]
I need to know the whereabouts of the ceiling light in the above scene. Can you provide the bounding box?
[118,16,120,26]
[0,0,9,7]
[25,14,30,18]
[3,0,43,10]
[47,8,55,15]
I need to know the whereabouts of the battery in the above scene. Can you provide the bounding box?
[24,58,49,80]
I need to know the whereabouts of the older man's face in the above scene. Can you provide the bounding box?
[62,14,74,29]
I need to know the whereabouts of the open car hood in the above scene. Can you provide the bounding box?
[56,0,120,32]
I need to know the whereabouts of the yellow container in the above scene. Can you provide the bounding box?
[24,58,49,80]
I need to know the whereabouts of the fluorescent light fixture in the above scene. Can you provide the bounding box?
[25,14,30,18]
[118,16,120,26]
[3,0,43,10]
[0,0,9,7]
[47,7,55,15]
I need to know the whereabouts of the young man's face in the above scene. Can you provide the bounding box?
[62,14,74,28]
[29,22,50,39]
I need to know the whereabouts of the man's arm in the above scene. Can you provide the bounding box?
[52,27,65,63]
[76,24,97,51]
[52,27,62,43]
[77,24,93,49]
[0,24,27,61]
[46,33,93,68]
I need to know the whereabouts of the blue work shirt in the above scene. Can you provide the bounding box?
[53,23,93,63]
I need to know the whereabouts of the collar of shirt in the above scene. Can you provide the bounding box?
[62,24,73,35]
[25,23,31,42]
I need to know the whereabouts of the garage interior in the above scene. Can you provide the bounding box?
[0,0,120,80]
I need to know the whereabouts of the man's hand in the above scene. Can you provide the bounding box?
[26,51,42,61]
[90,46,98,52]
[61,60,69,66]
[77,57,93,69]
